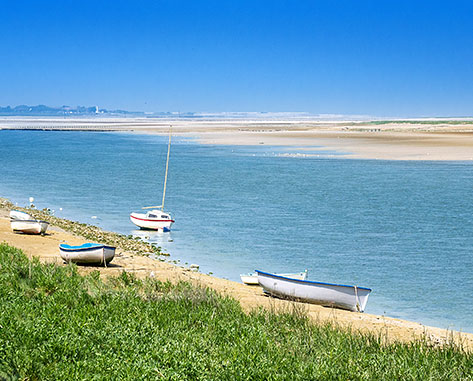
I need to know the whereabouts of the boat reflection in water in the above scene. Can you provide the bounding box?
[130,229,174,258]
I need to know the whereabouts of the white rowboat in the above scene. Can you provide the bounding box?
[59,243,115,265]
[256,270,372,312]
[10,210,33,220]
[11,219,49,234]
[241,270,308,285]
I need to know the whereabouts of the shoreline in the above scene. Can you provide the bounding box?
[1,199,472,350]
[2,117,473,160]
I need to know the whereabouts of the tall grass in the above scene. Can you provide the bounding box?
[0,243,471,380]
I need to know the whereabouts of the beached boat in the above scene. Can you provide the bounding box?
[256,270,372,312]
[241,269,308,285]
[59,243,115,265]
[130,125,175,232]
[11,219,49,234]
[9,210,33,220]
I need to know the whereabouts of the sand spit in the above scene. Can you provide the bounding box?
[1,200,472,351]
[2,117,473,160]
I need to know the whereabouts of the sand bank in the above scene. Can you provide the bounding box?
[133,119,473,160]
[192,130,473,161]
[1,207,472,351]
[3,117,473,160]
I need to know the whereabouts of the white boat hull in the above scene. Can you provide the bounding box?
[59,244,115,265]
[256,271,372,312]
[10,210,33,221]
[11,220,49,234]
[241,270,308,285]
[130,212,174,231]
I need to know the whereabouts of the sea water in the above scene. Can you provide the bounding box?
[0,130,472,332]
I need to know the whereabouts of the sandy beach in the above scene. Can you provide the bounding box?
[2,117,473,160]
[1,206,472,351]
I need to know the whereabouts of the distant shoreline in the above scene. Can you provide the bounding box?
[2,117,473,160]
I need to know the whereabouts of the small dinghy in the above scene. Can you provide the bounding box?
[241,269,308,285]
[59,243,116,266]
[11,220,49,234]
[10,210,49,235]
[256,270,372,312]
[10,220,49,234]
[10,210,33,220]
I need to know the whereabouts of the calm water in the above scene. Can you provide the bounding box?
[1,130,472,332]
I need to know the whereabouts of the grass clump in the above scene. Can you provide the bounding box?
[0,243,471,380]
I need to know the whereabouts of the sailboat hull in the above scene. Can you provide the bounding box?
[130,212,174,231]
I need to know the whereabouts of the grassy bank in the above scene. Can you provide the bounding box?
[0,243,471,380]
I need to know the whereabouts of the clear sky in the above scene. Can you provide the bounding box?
[1,0,472,117]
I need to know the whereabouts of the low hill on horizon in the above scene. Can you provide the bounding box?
[0,104,142,117]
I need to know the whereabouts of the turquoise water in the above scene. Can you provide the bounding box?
[1,130,472,332]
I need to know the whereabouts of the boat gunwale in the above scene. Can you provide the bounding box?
[11,219,49,224]
[59,243,115,252]
[10,209,31,215]
[256,270,372,292]
[240,270,307,282]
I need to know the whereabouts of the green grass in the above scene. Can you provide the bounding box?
[0,243,471,380]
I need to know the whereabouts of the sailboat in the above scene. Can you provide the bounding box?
[130,126,175,232]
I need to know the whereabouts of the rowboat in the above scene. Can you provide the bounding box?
[59,243,116,265]
[10,210,33,220]
[10,209,49,234]
[11,219,49,234]
[240,269,308,285]
[130,125,175,232]
[256,270,372,312]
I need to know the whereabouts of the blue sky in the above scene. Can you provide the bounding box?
[1,0,472,116]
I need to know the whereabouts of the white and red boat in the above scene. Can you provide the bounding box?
[130,126,175,232]
[130,210,174,231]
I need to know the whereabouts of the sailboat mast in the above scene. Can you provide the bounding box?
[161,125,172,211]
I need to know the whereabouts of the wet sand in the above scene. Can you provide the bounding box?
[1,208,472,350]
[193,130,473,161]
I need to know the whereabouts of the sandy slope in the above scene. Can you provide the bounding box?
[1,209,472,351]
